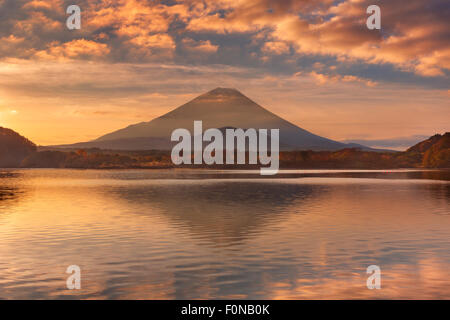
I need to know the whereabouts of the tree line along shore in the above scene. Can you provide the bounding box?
[0,127,448,169]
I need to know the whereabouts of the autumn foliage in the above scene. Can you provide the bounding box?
[0,127,448,169]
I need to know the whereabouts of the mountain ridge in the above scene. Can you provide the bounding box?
[0,127,448,168]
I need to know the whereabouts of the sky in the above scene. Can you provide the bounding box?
[0,0,448,149]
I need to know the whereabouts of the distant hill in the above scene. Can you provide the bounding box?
[0,127,36,167]
[55,87,380,151]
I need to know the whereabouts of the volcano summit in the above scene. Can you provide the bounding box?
[57,88,369,151]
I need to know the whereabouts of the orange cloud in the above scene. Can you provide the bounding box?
[184,0,449,77]
[310,71,377,87]
[262,41,290,55]
[14,10,62,34]
[22,0,62,11]
[34,39,110,61]
[128,34,175,50]
[274,0,449,77]
[88,1,173,34]
[182,38,218,53]
[0,35,25,46]
[1,0,447,77]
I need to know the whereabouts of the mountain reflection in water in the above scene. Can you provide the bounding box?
[0,169,448,299]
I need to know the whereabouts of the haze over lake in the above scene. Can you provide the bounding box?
[0,169,449,299]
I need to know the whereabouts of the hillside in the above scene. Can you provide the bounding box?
[414,133,450,168]
[0,127,37,167]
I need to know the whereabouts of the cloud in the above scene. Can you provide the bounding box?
[310,71,377,87]
[0,0,447,80]
[0,35,26,57]
[272,0,450,77]
[33,39,110,60]
[22,0,60,10]
[182,38,218,53]
[342,135,431,151]
[184,0,450,78]
[128,34,175,50]
[262,41,290,55]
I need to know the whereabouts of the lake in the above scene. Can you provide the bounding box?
[0,169,449,299]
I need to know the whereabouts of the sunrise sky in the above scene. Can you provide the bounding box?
[0,0,448,149]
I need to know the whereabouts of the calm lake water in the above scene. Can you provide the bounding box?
[0,169,449,299]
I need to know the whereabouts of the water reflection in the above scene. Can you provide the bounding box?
[0,186,20,201]
[112,182,327,245]
[0,169,448,299]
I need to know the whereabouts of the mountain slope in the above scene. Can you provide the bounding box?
[413,133,450,168]
[57,88,371,151]
[0,127,37,167]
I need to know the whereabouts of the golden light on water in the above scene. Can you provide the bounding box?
[0,169,448,299]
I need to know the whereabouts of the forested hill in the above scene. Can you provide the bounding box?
[406,132,450,168]
[0,127,37,167]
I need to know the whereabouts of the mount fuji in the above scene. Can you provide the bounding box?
[56,88,373,151]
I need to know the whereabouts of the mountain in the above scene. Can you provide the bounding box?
[56,87,376,151]
[0,127,37,167]
[407,132,450,168]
